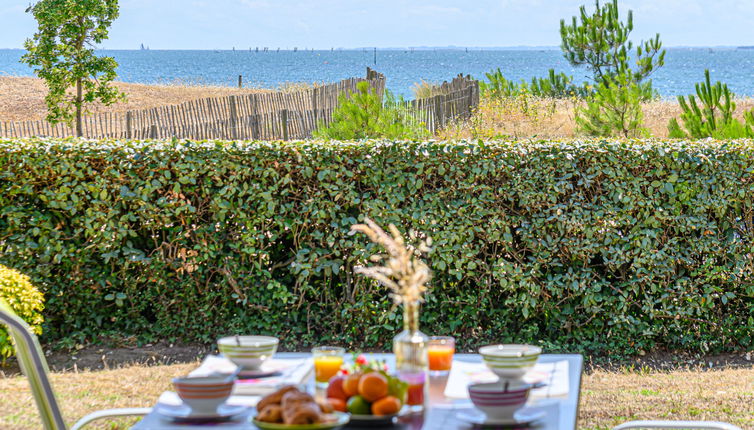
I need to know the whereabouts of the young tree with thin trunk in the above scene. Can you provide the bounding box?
[22,0,124,137]
[560,0,665,87]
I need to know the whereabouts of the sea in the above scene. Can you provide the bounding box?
[1,47,754,99]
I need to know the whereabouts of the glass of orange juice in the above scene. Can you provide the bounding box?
[428,336,455,373]
[312,346,345,386]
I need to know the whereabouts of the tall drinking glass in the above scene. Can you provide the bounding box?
[428,336,455,373]
[312,346,345,387]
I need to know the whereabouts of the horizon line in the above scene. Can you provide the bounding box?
[1,45,752,51]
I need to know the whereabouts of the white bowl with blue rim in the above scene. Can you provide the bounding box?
[217,336,279,370]
[479,344,541,380]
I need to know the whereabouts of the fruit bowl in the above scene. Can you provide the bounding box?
[323,355,408,423]
[348,406,409,426]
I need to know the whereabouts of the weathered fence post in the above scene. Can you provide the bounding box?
[312,87,318,126]
[281,109,289,140]
[126,111,133,139]
[229,95,238,140]
[149,124,158,139]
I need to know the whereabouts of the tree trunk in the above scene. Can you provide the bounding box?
[75,16,85,138]
[76,78,82,137]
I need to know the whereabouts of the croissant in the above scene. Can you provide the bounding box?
[256,385,297,412]
[281,390,315,409]
[282,402,321,425]
[256,405,282,423]
[316,398,334,414]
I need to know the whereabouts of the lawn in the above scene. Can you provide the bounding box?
[0,364,752,429]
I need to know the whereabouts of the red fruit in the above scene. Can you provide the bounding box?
[327,397,347,412]
[326,375,348,401]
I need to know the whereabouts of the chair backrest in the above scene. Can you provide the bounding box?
[613,420,743,430]
[0,299,67,430]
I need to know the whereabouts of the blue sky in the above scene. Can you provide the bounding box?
[1,0,753,49]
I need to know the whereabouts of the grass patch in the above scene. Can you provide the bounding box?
[0,364,752,429]
[437,94,754,139]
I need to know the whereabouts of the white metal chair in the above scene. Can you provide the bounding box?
[0,299,151,430]
[613,420,743,430]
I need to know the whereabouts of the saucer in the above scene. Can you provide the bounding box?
[456,406,546,426]
[155,403,248,422]
[237,368,283,379]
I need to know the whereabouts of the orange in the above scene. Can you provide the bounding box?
[326,375,347,401]
[343,373,362,398]
[327,397,347,412]
[371,395,401,416]
[357,372,389,403]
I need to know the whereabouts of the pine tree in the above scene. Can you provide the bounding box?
[560,0,665,87]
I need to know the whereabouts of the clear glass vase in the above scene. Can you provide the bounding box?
[393,300,429,412]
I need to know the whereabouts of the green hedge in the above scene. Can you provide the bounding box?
[0,138,752,356]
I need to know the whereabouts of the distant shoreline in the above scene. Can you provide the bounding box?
[0,46,751,52]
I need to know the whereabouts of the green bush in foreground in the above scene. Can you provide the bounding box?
[0,139,752,356]
[0,265,45,361]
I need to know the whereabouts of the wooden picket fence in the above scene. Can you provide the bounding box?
[0,69,479,140]
[405,74,479,134]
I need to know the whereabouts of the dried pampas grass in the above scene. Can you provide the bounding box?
[351,217,432,305]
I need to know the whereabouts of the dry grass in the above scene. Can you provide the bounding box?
[580,367,754,429]
[0,362,197,429]
[0,77,272,122]
[0,364,751,429]
[437,95,754,140]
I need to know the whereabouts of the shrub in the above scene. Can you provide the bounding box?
[314,81,428,140]
[0,139,752,356]
[668,70,754,139]
[411,80,436,100]
[480,68,585,99]
[480,69,522,99]
[528,69,587,99]
[576,74,649,137]
[0,265,45,361]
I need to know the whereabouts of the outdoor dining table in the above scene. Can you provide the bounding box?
[132,352,583,430]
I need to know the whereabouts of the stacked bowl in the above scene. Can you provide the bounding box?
[479,344,541,379]
[217,335,279,370]
[172,374,235,414]
[467,344,542,423]
[467,380,535,420]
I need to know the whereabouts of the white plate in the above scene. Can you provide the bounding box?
[155,403,248,421]
[456,406,546,425]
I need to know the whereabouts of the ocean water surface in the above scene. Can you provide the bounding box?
[1,48,753,98]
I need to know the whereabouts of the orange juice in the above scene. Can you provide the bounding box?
[406,380,425,406]
[428,345,454,371]
[314,355,343,382]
